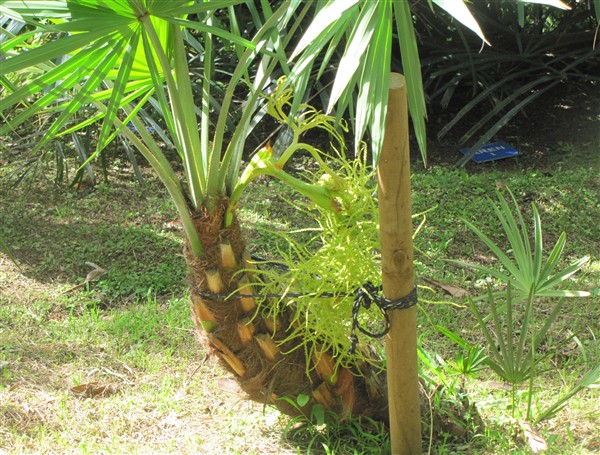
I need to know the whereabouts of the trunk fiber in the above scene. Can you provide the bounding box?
[184,200,389,420]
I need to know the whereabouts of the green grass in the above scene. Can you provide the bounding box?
[1,143,599,453]
[408,156,599,454]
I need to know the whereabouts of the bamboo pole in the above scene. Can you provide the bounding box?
[378,73,421,454]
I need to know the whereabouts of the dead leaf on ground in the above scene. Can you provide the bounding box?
[483,380,512,391]
[162,220,182,232]
[475,254,496,264]
[8,383,20,392]
[423,277,471,298]
[217,377,244,396]
[521,421,548,453]
[70,382,119,398]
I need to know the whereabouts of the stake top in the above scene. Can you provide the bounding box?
[389,72,406,90]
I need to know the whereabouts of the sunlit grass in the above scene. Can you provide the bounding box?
[1,147,598,453]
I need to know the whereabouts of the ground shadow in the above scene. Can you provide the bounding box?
[0,181,187,300]
[417,81,600,171]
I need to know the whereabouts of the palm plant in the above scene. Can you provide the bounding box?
[449,189,591,421]
[1,0,575,426]
[0,0,394,419]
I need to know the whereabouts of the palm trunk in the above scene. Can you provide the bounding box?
[184,199,389,420]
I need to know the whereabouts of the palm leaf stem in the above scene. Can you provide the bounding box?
[219,1,303,196]
[200,15,213,182]
[211,3,290,183]
[93,99,203,256]
[96,32,140,154]
[140,15,205,209]
[525,287,536,420]
[393,0,427,163]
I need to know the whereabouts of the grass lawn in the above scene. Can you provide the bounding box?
[1,140,598,453]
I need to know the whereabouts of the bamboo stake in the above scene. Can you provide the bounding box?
[378,73,421,454]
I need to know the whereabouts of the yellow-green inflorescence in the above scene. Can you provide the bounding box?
[254,149,388,374]
[229,78,404,374]
[226,77,349,227]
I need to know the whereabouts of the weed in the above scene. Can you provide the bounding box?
[280,394,391,455]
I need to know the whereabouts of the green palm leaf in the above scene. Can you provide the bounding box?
[96,32,140,154]
[456,189,590,301]
[393,0,427,162]
[432,0,489,45]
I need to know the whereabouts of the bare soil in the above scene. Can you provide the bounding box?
[420,80,600,171]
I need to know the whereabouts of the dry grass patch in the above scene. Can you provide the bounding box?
[0,298,297,454]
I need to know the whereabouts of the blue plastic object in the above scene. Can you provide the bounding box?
[460,141,520,163]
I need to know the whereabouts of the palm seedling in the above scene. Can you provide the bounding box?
[449,189,591,421]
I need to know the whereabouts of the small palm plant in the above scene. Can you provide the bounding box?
[1,0,575,425]
[450,188,591,421]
